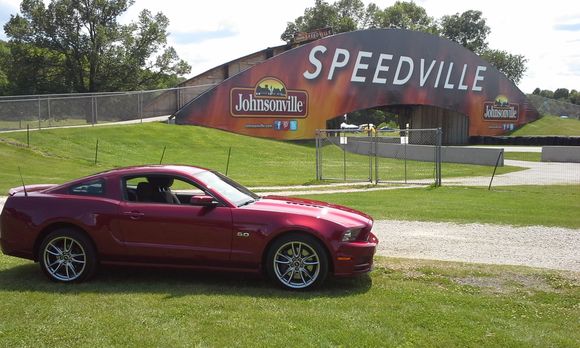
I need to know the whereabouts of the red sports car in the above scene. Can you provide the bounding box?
[0,165,378,290]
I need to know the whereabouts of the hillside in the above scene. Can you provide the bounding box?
[0,123,317,190]
[527,94,580,119]
[0,122,519,193]
[511,115,580,136]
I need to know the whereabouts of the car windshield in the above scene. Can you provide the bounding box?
[194,170,259,207]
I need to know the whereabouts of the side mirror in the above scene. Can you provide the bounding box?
[190,195,217,206]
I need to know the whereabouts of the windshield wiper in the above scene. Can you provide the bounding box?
[238,199,257,207]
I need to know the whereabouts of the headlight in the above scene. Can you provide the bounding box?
[342,228,362,242]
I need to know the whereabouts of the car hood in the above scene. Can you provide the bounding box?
[243,195,373,228]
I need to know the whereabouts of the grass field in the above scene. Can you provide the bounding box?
[1,123,579,347]
[300,185,580,228]
[0,123,522,193]
[511,115,580,136]
[503,152,541,162]
[0,255,577,347]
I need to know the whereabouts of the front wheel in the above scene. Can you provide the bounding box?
[39,229,97,283]
[266,234,328,290]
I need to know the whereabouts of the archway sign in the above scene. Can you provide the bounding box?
[175,29,538,140]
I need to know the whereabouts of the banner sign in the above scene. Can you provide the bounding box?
[230,77,308,118]
[293,27,334,44]
[175,29,538,140]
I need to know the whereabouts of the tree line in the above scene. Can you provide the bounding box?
[532,88,580,105]
[0,0,191,96]
[282,0,527,85]
[0,0,538,100]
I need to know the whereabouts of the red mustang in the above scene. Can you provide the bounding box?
[0,165,377,289]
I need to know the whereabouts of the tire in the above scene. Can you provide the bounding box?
[39,228,97,283]
[266,234,328,290]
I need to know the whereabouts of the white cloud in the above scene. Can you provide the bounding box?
[1,0,578,92]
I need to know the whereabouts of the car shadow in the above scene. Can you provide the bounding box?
[0,262,373,299]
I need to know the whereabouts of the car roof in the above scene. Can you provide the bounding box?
[47,165,211,191]
[98,165,209,177]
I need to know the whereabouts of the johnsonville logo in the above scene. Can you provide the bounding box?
[230,77,308,118]
[483,95,519,121]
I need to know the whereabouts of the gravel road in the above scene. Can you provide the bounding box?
[373,220,580,272]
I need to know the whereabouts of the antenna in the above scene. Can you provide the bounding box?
[18,166,28,197]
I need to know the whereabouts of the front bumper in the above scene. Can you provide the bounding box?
[333,232,378,276]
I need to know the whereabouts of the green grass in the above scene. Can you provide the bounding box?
[0,123,523,193]
[503,152,541,162]
[299,185,580,228]
[511,115,580,136]
[0,255,577,347]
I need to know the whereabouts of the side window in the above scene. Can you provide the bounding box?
[123,175,208,205]
[69,179,105,196]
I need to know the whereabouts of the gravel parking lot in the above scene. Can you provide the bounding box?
[374,220,580,272]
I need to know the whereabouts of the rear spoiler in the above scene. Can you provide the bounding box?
[8,184,58,196]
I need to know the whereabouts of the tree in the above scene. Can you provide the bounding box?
[281,0,337,42]
[570,90,579,105]
[540,89,554,99]
[440,10,490,54]
[0,41,10,95]
[4,42,70,95]
[282,2,527,85]
[553,88,570,100]
[281,0,375,42]
[480,49,527,85]
[374,1,437,33]
[532,88,541,95]
[4,0,190,93]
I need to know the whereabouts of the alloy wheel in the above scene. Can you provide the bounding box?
[43,236,87,282]
[273,241,320,289]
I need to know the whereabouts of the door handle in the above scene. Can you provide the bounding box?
[122,211,145,220]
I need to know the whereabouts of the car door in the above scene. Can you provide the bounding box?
[115,175,234,267]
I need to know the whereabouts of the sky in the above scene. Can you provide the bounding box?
[0,0,579,93]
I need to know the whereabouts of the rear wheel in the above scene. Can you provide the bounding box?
[39,229,97,283]
[266,234,328,290]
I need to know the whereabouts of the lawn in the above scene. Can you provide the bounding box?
[0,255,577,347]
[0,123,523,192]
[300,185,580,228]
[503,152,541,162]
[1,124,579,347]
[511,115,580,136]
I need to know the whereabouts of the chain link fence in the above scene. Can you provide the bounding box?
[0,84,216,131]
[315,128,442,185]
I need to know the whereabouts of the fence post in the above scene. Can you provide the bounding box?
[225,146,232,176]
[95,96,98,124]
[319,131,323,180]
[91,96,95,126]
[315,130,320,180]
[175,88,179,114]
[47,98,51,127]
[94,139,99,165]
[368,130,373,183]
[343,131,346,181]
[404,126,408,184]
[159,145,167,164]
[436,127,442,186]
[138,92,142,123]
[488,150,504,190]
[37,98,41,130]
[374,130,379,184]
